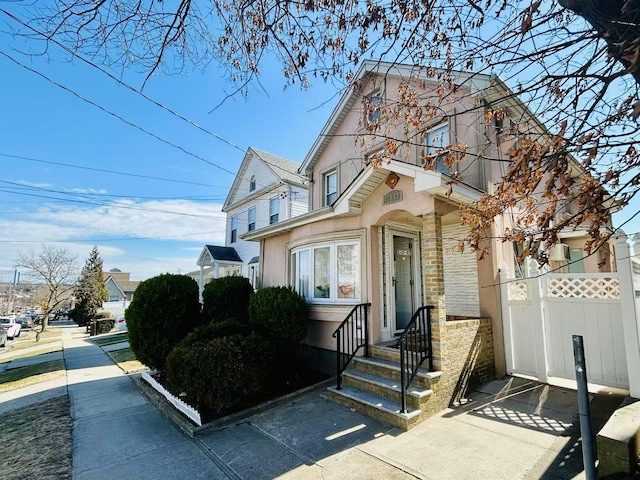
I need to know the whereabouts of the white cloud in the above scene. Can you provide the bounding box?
[68,187,108,194]
[0,198,228,280]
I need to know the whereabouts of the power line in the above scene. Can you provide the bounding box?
[0,49,238,176]
[0,152,222,188]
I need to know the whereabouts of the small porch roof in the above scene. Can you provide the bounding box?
[242,161,482,241]
[197,245,243,267]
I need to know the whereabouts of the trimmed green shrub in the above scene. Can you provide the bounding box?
[126,274,202,371]
[165,333,272,416]
[94,318,115,335]
[94,311,112,320]
[202,276,253,324]
[248,286,308,349]
[178,318,248,348]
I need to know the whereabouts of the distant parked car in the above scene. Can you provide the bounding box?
[0,327,7,347]
[16,316,32,329]
[0,317,21,339]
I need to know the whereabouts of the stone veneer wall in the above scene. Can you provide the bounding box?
[442,223,480,317]
[422,317,496,417]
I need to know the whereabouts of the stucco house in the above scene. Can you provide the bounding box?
[241,60,625,429]
[103,270,139,302]
[195,147,308,297]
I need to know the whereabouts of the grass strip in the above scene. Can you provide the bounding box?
[7,328,62,352]
[0,395,72,480]
[0,359,66,393]
[106,347,147,374]
[91,332,128,346]
[0,344,62,364]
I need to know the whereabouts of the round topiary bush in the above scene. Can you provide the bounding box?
[248,286,308,349]
[202,276,253,324]
[165,333,272,417]
[126,273,202,371]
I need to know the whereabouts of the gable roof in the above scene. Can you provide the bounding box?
[223,147,305,211]
[300,60,493,174]
[197,245,243,266]
[105,275,139,294]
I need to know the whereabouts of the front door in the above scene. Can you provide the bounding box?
[393,235,415,332]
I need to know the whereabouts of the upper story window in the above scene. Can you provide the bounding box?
[249,176,256,192]
[248,206,256,232]
[365,90,382,125]
[230,215,238,243]
[291,240,360,303]
[425,122,452,174]
[324,170,337,206]
[269,197,279,224]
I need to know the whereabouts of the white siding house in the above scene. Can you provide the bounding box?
[196,147,308,297]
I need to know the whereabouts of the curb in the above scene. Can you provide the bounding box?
[133,375,334,437]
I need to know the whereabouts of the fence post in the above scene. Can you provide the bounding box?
[613,235,640,398]
[499,265,514,375]
[529,258,549,384]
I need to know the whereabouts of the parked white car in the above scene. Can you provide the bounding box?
[0,316,22,339]
[115,315,127,331]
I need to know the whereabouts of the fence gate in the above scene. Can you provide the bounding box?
[501,260,629,390]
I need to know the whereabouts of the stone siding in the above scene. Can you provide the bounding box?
[426,317,495,414]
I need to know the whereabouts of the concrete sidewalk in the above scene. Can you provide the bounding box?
[2,323,624,479]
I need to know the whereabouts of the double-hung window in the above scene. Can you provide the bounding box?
[230,215,238,243]
[324,170,337,206]
[248,206,256,232]
[269,197,279,224]
[365,90,382,125]
[291,241,360,303]
[425,122,451,174]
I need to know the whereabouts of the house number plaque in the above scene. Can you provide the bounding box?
[383,190,403,205]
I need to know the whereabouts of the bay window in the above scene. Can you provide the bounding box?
[291,240,360,303]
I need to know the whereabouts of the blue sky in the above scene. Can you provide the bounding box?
[0,6,638,284]
[0,9,343,281]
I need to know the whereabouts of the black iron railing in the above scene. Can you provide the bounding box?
[332,302,371,389]
[396,305,434,413]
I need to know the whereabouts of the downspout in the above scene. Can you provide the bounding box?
[287,183,292,219]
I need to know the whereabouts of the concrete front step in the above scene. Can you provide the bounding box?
[352,356,442,389]
[326,385,422,430]
[342,369,433,410]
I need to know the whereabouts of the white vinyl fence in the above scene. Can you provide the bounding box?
[501,236,640,397]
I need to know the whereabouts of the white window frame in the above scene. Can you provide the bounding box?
[249,176,256,192]
[425,122,452,174]
[323,170,338,206]
[269,197,279,224]
[230,215,237,243]
[290,240,361,304]
[247,206,256,232]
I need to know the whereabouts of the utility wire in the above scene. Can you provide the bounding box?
[0,49,238,176]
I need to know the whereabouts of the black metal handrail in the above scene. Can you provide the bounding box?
[332,302,371,390]
[396,305,434,413]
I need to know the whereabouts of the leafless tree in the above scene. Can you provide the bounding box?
[6,0,640,261]
[16,245,77,335]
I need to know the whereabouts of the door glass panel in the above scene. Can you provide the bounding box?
[393,236,414,330]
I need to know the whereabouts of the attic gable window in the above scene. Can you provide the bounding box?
[364,90,382,125]
[249,176,256,192]
[425,122,452,174]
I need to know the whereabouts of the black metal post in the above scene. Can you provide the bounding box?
[573,335,597,480]
[336,329,342,390]
[364,304,370,358]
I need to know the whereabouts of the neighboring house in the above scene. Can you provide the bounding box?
[195,147,308,297]
[242,60,634,429]
[103,270,139,302]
